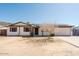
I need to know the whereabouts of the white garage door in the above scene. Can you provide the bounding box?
[55,28,72,36]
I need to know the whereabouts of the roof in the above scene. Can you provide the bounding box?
[39,23,73,28]
[31,24,39,28]
[0,21,73,28]
[7,22,39,28]
[8,22,30,26]
[57,24,73,28]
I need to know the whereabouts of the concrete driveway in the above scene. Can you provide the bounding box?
[53,36,79,48]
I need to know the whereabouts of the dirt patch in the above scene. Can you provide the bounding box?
[0,37,79,56]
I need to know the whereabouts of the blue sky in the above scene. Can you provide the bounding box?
[0,3,79,25]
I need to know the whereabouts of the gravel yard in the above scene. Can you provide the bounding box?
[0,36,79,56]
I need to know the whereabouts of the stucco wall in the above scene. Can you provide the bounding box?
[19,27,30,36]
[7,27,30,36]
[7,26,73,36]
[54,28,72,36]
[38,27,72,36]
[7,27,19,36]
[38,30,50,36]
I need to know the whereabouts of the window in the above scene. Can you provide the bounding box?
[10,27,17,32]
[24,27,30,32]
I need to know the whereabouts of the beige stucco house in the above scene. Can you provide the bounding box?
[0,22,39,36]
[0,22,73,36]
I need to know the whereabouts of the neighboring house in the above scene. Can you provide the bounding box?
[0,22,73,36]
[0,26,7,36]
[0,22,11,36]
[73,26,79,36]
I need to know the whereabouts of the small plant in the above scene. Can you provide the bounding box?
[50,33,55,36]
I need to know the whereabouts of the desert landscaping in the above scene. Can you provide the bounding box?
[0,36,79,56]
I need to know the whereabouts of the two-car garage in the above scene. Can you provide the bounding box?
[54,25,73,36]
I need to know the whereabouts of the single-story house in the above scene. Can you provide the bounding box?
[0,22,73,36]
[0,22,39,36]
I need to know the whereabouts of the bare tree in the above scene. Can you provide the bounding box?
[40,23,56,39]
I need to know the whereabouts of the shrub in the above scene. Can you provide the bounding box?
[50,33,55,36]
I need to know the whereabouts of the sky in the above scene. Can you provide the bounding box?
[0,3,79,25]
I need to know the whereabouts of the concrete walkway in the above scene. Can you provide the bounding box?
[53,36,79,48]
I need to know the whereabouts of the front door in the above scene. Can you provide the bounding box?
[35,28,38,35]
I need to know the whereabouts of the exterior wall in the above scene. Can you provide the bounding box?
[39,30,42,36]
[39,32,50,36]
[54,28,72,36]
[7,27,19,36]
[38,30,50,36]
[7,26,73,36]
[19,27,30,36]
[39,27,72,36]
[7,27,30,36]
